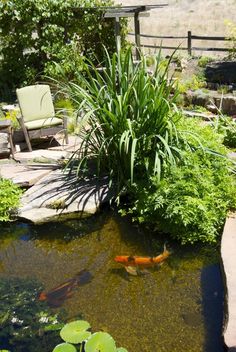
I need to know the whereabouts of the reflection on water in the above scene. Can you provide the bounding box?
[0,211,224,352]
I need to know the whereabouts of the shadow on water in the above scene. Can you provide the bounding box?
[24,210,110,243]
[201,264,225,352]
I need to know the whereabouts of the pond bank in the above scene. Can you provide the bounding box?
[221,212,236,351]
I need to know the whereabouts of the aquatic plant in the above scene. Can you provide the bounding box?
[60,320,91,344]
[53,320,128,352]
[0,277,64,352]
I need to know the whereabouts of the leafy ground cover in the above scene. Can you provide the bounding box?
[125,118,236,244]
[0,178,22,222]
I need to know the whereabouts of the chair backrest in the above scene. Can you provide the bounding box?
[16,85,55,122]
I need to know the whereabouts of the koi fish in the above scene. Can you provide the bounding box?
[114,246,170,275]
[38,269,92,307]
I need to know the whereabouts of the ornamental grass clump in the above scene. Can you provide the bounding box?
[61,47,183,196]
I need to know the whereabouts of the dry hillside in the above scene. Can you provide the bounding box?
[115,0,236,56]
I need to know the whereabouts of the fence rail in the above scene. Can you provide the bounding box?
[128,30,232,56]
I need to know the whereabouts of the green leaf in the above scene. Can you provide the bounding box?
[116,348,128,352]
[60,320,91,344]
[53,343,77,352]
[44,322,64,331]
[85,332,116,352]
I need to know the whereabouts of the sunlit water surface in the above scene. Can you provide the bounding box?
[0,211,224,352]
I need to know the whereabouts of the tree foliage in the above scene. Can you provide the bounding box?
[0,0,126,99]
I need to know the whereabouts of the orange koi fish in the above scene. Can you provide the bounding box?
[39,269,92,307]
[114,247,170,275]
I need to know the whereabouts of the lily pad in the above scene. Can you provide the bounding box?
[53,342,77,352]
[85,332,116,352]
[60,320,91,344]
[116,348,128,352]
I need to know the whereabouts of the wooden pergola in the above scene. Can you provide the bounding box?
[104,4,168,59]
[73,4,168,59]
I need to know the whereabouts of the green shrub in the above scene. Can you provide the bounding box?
[225,20,236,59]
[126,118,236,244]
[0,0,127,98]
[197,56,214,68]
[60,47,183,198]
[0,110,20,130]
[0,178,22,221]
[177,73,207,94]
[213,114,236,148]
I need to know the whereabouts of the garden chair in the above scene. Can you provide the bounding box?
[16,84,69,152]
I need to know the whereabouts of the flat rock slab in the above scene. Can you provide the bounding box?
[0,163,57,187]
[18,170,112,224]
[221,212,236,350]
[185,89,236,116]
[14,149,71,164]
[229,152,236,160]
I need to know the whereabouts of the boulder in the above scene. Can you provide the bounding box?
[185,89,236,116]
[205,61,236,84]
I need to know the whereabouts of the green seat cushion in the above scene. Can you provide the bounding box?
[25,117,63,130]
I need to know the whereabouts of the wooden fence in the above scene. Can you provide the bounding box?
[128,30,232,57]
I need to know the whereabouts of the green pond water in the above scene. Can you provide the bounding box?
[0,210,225,352]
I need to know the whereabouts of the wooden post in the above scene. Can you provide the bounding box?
[17,115,32,152]
[134,11,141,60]
[115,16,121,54]
[187,30,192,56]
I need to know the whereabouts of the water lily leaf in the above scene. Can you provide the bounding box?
[53,342,77,352]
[85,332,116,352]
[116,348,128,352]
[60,320,91,344]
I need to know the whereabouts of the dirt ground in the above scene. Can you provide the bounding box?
[115,0,236,57]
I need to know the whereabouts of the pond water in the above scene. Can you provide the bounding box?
[0,210,225,352]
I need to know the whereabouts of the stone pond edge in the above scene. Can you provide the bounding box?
[221,212,236,351]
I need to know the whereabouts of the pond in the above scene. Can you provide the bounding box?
[0,210,225,352]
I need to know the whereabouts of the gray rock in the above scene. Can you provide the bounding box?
[185,89,236,116]
[205,61,236,84]
[18,170,113,224]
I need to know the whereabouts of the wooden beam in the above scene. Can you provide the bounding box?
[104,12,149,18]
[114,16,121,53]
